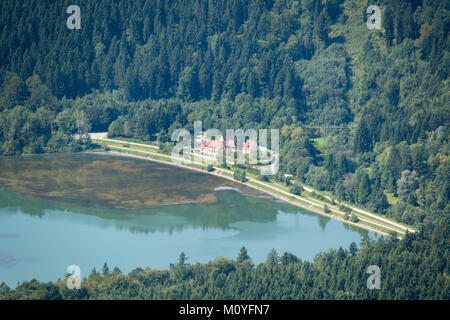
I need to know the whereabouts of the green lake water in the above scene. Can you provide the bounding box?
[0,153,376,287]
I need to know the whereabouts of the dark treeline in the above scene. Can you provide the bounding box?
[1,0,320,101]
[0,218,448,299]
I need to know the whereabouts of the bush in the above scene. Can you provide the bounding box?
[289,184,303,195]
[159,142,173,155]
[257,174,269,182]
[311,191,326,201]
[284,176,293,185]
[340,205,352,214]
[233,169,247,182]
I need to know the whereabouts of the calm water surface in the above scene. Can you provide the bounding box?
[0,153,377,287]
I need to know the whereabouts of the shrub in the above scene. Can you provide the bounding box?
[257,174,269,182]
[289,184,303,195]
[233,169,247,182]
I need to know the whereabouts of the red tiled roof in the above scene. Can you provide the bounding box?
[201,140,223,153]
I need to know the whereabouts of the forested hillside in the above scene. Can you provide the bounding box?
[0,0,449,299]
[1,0,447,228]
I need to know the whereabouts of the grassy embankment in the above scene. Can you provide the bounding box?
[90,136,416,237]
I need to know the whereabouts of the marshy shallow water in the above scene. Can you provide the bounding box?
[0,153,376,287]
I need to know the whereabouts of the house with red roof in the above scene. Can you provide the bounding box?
[201,139,222,155]
[201,135,238,156]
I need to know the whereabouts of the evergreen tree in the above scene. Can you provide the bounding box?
[102,263,110,276]
[237,247,251,263]
[178,252,188,267]
[266,249,280,266]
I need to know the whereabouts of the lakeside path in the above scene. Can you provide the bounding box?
[91,147,407,239]
[88,133,416,237]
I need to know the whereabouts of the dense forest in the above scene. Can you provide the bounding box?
[0,218,448,299]
[0,0,448,228]
[0,0,448,299]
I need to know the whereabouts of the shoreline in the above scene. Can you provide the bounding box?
[99,150,394,238]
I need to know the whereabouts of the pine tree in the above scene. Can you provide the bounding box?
[266,249,279,266]
[178,252,188,267]
[237,247,251,263]
[384,6,394,47]
[102,263,110,275]
[355,171,371,205]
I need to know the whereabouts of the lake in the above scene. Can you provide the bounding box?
[0,153,376,287]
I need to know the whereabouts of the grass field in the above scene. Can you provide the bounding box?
[90,135,416,237]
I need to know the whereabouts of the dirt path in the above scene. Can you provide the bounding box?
[98,149,400,238]
[90,134,413,236]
